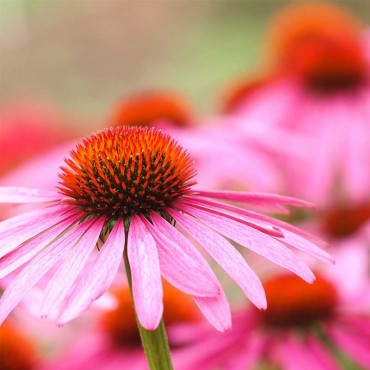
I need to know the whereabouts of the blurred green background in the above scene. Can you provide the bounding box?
[1,0,370,125]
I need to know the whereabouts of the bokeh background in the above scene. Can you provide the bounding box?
[2,0,370,129]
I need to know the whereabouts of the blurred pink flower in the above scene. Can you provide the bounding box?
[0,126,330,332]
[0,318,39,370]
[0,101,69,176]
[171,260,370,370]
[44,283,201,370]
[223,3,370,207]
[109,90,193,129]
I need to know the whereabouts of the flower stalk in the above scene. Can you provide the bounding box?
[123,234,174,370]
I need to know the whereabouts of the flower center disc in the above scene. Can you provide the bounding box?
[268,3,367,92]
[322,202,370,239]
[58,126,196,219]
[259,273,338,328]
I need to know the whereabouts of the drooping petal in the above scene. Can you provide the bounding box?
[128,215,163,330]
[225,334,266,370]
[0,215,80,279]
[306,334,339,370]
[57,219,125,324]
[146,213,220,297]
[0,187,63,203]
[192,190,315,211]
[0,219,92,325]
[40,217,105,316]
[327,325,370,368]
[180,198,283,237]
[277,334,329,370]
[171,209,266,309]
[194,290,231,332]
[184,195,328,248]
[182,204,315,283]
[0,204,77,258]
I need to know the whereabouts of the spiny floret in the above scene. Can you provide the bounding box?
[58,126,196,219]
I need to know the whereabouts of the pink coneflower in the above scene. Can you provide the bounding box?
[0,126,331,331]
[45,282,201,370]
[0,318,39,370]
[223,3,370,206]
[0,101,68,176]
[172,268,370,370]
[109,90,193,128]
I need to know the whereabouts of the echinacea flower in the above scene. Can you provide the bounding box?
[171,267,370,370]
[45,282,201,370]
[222,3,370,206]
[0,319,38,370]
[109,90,193,128]
[0,126,331,331]
[0,101,68,176]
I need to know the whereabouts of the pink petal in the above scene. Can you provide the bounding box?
[184,196,332,263]
[0,187,62,203]
[57,219,125,324]
[192,190,315,211]
[276,334,321,370]
[181,204,315,283]
[306,334,339,370]
[170,210,266,309]
[40,218,105,316]
[0,204,77,258]
[181,198,283,237]
[184,195,328,249]
[0,215,80,279]
[226,334,266,370]
[194,290,231,332]
[328,325,370,368]
[0,220,92,325]
[146,213,220,297]
[127,215,163,330]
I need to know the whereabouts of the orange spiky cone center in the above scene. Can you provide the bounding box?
[268,3,368,93]
[110,92,192,128]
[101,283,200,348]
[0,321,37,370]
[322,202,370,239]
[259,273,338,328]
[58,126,196,219]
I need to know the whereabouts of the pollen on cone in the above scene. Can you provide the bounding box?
[110,91,192,128]
[58,126,196,219]
[266,3,367,91]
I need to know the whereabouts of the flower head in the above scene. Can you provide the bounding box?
[174,267,370,370]
[0,101,68,176]
[258,273,338,328]
[58,126,196,219]
[110,91,192,128]
[267,3,368,93]
[0,319,38,370]
[0,126,331,332]
[321,202,370,239]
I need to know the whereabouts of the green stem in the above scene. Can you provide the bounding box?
[123,236,174,370]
